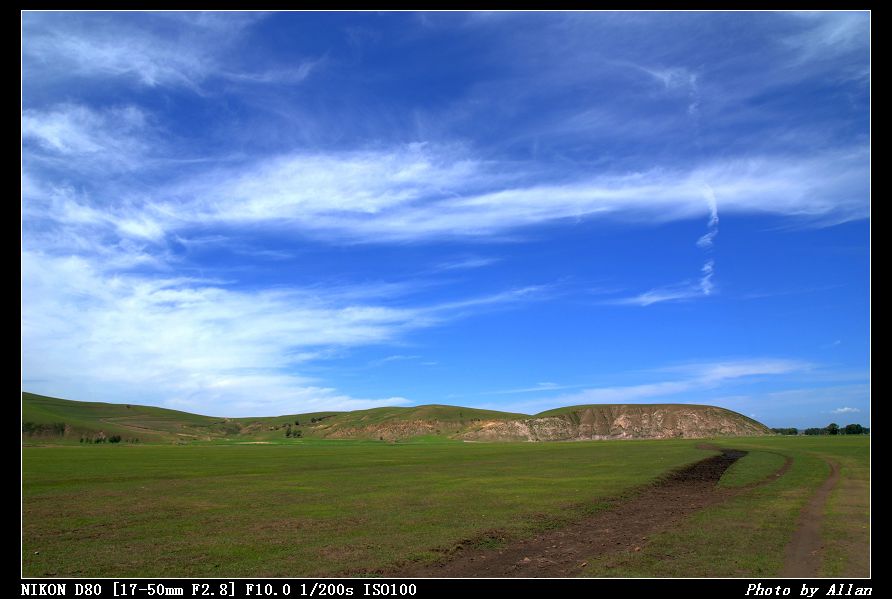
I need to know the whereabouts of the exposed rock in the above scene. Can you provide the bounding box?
[314,404,769,442]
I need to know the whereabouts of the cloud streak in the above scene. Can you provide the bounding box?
[23,12,316,92]
[23,104,153,172]
[612,180,721,306]
[26,143,864,250]
[21,250,543,416]
[549,358,810,405]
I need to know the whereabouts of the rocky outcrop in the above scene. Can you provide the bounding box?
[459,405,769,441]
[312,404,769,442]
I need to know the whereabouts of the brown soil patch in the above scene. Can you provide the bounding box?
[780,458,840,577]
[394,449,748,578]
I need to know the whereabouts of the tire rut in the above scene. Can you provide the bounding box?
[393,449,747,578]
[780,458,840,577]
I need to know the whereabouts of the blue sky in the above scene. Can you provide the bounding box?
[22,11,869,427]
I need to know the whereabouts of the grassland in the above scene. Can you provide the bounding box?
[581,436,870,577]
[21,392,533,445]
[23,439,710,577]
[22,393,768,444]
[22,393,234,443]
[22,394,868,577]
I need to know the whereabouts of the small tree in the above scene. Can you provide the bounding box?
[844,423,864,435]
[826,422,840,435]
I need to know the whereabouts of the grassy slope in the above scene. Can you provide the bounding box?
[233,405,528,441]
[22,393,529,444]
[581,436,869,577]
[22,392,229,443]
[22,439,709,577]
[23,393,770,444]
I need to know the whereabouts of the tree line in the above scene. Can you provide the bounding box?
[22,421,139,443]
[771,423,869,436]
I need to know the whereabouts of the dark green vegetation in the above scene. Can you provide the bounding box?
[23,393,770,444]
[582,436,870,577]
[804,422,869,436]
[23,439,710,577]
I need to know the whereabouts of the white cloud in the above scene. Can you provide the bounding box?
[21,250,541,416]
[487,382,584,395]
[220,59,321,85]
[23,12,315,91]
[610,285,703,307]
[696,184,720,248]
[786,12,870,65]
[547,358,809,405]
[24,27,210,89]
[611,179,720,307]
[368,354,421,367]
[637,65,701,116]
[832,406,861,414]
[608,258,716,307]
[155,145,868,244]
[25,137,867,251]
[700,259,716,295]
[435,256,501,271]
[23,104,150,171]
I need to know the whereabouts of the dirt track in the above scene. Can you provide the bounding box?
[395,449,747,578]
[780,458,840,577]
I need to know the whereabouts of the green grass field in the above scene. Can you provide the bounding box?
[23,439,710,577]
[582,436,870,577]
[22,424,869,578]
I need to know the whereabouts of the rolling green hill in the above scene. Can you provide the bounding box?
[22,392,770,444]
[22,392,236,443]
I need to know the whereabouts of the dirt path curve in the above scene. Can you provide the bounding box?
[780,458,840,577]
[394,449,747,578]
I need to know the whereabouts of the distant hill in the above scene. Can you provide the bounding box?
[22,392,770,444]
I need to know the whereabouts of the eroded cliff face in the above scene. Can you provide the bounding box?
[312,405,769,442]
[459,406,768,441]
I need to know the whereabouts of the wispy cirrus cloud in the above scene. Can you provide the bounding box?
[434,256,501,271]
[25,20,213,89]
[128,144,867,244]
[23,104,152,172]
[784,12,870,67]
[553,358,810,404]
[368,354,421,367]
[611,183,720,307]
[477,358,814,415]
[486,382,586,395]
[23,12,316,92]
[21,250,545,416]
